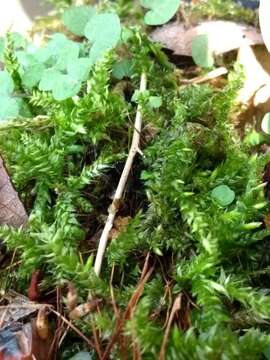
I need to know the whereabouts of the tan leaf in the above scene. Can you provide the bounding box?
[0,156,27,227]
[237,45,270,108]
[151,20,263,57]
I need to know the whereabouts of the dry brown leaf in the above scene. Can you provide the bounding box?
[69,299,102,320]
[0,156,27,227]
[151,20,263,57]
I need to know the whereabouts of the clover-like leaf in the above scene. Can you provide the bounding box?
[21,63,46,89]
[211,185,235,207]
[67,58,92,81]
[39,68,63,91]
[148,96,162,109]
[0,71,14,95]
[0,96,19,120]
[261,113,270,134]
[112,59,132,80]
[85,13,121,64]
[52,75,81,101]
[63,5,96,36]
[192,34,214,68]
[140,0,181,26]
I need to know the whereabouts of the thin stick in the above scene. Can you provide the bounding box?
[94,73,147,276]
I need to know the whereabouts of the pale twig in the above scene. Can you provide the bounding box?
[181,67,228,85]
[94,72,147,276]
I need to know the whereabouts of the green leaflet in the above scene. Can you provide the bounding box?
[85,13,121,64]
[211,185,235,207]
[63,5,96,36]
[39,69,82,100]
[0,96,19,120]
[140,0,181,25]
[0,71,20,120]
[52,75,81,101]
[192,34,214,68]
[148,96,162,109]
[112,59,133,80]
[0,70,14,94]
[67,58,92,82]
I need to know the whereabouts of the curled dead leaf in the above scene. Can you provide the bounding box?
[151,20,263,57]
[0,156,27,227]
[66,282,78,312]
[69,299,102,320]
[36,307,49,340]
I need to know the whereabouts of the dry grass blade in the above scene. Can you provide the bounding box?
[94,72,147,276]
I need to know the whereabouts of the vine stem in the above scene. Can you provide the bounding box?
[94,72,147,276]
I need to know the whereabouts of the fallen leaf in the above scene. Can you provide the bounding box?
[0,156,27,227]
[237,45,270,106]
[36,307,49,340]
[259,0,270,53]
[69,299,101,320]
[151,20,263,57]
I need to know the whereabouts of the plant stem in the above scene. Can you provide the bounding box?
[94,72,147,276]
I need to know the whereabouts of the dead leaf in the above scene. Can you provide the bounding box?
[36,307,49,340]
[109,216,131,240]
[0,156,27,227]
[69,299,102,320]
[151,20,263,57]
[259,0,270,53]
[66,282,78,312]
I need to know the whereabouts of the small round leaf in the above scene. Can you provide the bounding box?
[192,34,214,68]
[211,185,235,207]
[85,13,121,64]
[0,96,19,120]
[63,5,96,36]
[140,0,181,26]
[0,71,14,95]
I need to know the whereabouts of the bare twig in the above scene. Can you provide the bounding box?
[181,67,228,85]
[94,73,147,276]
[159,295,182,360]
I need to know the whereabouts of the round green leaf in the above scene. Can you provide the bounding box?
[140,0,181,26]
[112,59,132,80]
[21,63,46,89]
[0,96,19,120]
[148,96,162,109]
[85,13,121,64]
[39,68,62,91]
[0,70,14,95]
[67,58,92,81]
[52,75,81,101]
[261,112,270,134]
[211,185,235,207]
[63,5,96,36]
[192,34,214,68]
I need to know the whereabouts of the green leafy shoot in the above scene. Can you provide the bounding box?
[140,0,181,25]
[62,5,96,36]
[192,34,214,68]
